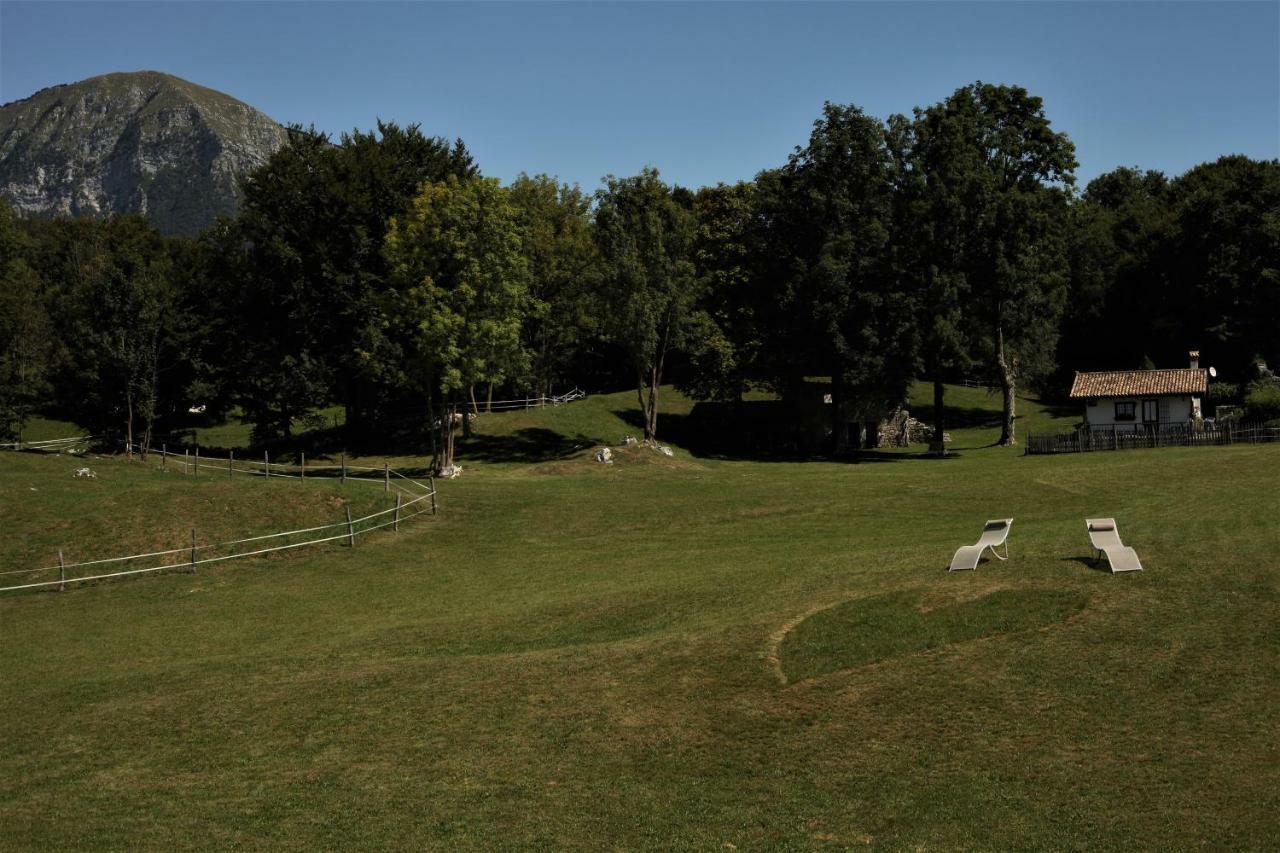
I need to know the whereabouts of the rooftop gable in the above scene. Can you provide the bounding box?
[1069,369,1207,399]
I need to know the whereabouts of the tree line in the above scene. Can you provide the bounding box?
[2,82,1277,469]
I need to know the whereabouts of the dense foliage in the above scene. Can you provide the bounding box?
[1,87,1276,463]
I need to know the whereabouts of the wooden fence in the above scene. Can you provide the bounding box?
[1,445,438,595]
[1025,422,1280,455]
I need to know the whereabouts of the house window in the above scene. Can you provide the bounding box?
[1142,399,1159,423]
[1115,401,1136,421]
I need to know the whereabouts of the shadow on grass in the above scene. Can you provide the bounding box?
[458,427,600,465]
[611,405,967,465]
[1032,397,1082,421]
[1059,555,1114,574]
[152,420,437,463]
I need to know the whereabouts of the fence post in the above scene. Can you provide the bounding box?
[341,452,347,484]
[58,549,66,592]
[229,450,234,477]
[264,451,270,479]
[394,493,401,531]
[162,444,167,470]
[195,446,200,475]
[190,528,197,570]
[184,448,189,475]
[384,461,390,493]
[429,476,437,515]
[300,452,305,481]
[346,506,355,547]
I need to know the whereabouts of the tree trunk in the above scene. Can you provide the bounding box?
[426,392,439,465]
[996,324,1017,446]
[463,385,476,438]
[446,404,457,468]
[644,381,659,442]
[831,367,849,456]
[929,378,947,456]
[636,369,650,441]
[125,388,134,459]
[486,382,493,414]
[434,402,457,475]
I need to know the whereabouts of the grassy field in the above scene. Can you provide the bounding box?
[2,387,1277,849]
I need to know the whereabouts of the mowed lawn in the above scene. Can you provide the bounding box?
[1,390,1277,849]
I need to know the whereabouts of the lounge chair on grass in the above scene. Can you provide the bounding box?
[1086,518,1143,573]
[948,519,1013,572]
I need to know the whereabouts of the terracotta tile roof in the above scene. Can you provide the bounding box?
[1070,369,1208,399]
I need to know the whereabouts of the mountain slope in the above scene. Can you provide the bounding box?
[0,71,287,234]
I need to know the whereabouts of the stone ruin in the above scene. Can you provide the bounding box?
[876,408,950,448]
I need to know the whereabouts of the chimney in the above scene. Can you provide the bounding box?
[1189,350,1200,369]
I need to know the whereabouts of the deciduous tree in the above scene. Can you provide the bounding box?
[385,176,531,473]
[593,169,698,442]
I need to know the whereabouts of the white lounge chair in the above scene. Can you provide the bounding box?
[948,519,1013,572]
[1086,518,1143,573]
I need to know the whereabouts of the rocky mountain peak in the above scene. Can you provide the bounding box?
[0,70,287,234]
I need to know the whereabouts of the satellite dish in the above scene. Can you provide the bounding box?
[1209,366,1218,378]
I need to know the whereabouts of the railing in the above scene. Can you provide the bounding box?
[1,445,438,595]
[0,435,98,452]
[1025,422,1280,455]
[452,387,587,413]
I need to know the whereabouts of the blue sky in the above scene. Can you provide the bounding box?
[2,2,1277,190]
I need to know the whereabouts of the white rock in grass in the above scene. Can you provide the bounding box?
[595,447,613,463]
[73,467,96,478]
[656,445,674,457]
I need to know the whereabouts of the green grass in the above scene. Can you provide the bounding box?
[905,380,1080,449]
[1,387,1277,849]
[12,415,87,443]
[780,588,1090,682]
[0,452,396,581]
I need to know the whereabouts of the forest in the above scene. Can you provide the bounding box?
[1,81,1277,470]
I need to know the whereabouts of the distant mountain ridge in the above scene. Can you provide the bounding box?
[0,71,287,234]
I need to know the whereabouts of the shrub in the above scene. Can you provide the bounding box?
[1206,381,1241,403]
[1243,384,1280,423]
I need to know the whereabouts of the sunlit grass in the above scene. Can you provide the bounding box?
[1,388,1276,848]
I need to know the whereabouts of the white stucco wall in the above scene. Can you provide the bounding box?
[1082,395,1198,429]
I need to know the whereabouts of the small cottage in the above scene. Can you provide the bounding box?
[1070,351,1208,431]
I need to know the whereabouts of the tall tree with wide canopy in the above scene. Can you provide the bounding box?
[73,217,176,454]
[0,200,52,441]
[228,122,476,441]
[1166,155,1280,377]
[385,176,531,474]
[507,174,601,402]
[680,181,762,404]
[755,103,918,453]
[593,169,698,442]
[908,83,1076,446]
[1060,167,1173,376]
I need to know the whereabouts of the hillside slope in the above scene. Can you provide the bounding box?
[0,71,286,234]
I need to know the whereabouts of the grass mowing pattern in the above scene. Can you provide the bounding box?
[1,387,1278,849]
[781,588,1091,682]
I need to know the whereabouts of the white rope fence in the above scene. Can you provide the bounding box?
[1,448,438,595]
[0,434,98,451]
[461,388,586,412]
[136,443,433,500]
